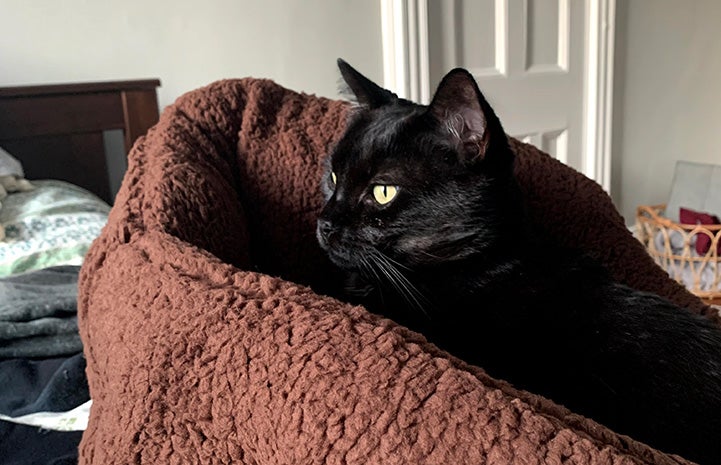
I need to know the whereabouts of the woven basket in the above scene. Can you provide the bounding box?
[636,204,721,305]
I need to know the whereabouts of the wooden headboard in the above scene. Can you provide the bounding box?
[0,79,161,203]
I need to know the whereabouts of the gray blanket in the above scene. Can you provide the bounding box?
[0,266,82,358]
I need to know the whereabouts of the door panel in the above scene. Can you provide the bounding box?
[428,0,585,171]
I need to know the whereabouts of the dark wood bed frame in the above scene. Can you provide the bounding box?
[0,79,161,203]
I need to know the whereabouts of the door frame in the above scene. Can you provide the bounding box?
[379,0,616,192]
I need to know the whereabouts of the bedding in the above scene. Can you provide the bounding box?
[0,265,83,359]
[0,353,89,465]
[0,264,90,465]
[0,146,24,178]
[0,145,33,241]
[0,423,83,465]
[1,79,160,465]
[0,180,110,276]
[78,78,713,465]
[0,155,103,462]
[0,265,90,464]
[0,353,89,428]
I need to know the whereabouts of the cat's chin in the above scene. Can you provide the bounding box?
[321,248,362,272]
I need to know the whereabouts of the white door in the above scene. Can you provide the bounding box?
[381,0,615,189]
[427,0,584,171]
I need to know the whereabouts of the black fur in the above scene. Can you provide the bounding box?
[318,59,721,464]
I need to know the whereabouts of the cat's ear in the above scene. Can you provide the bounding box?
[428,68,508,166]
[337,58,397,108]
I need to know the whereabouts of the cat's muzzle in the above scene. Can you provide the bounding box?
[316,218,338,248]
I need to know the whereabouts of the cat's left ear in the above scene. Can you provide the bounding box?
[428,68,509,167]
[337,58,397,108]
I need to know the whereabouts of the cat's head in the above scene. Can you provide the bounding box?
[317,59,519,273]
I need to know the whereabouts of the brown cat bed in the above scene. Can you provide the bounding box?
[78,78,712,464]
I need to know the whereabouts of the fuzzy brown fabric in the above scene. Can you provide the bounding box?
[78,78,710,464]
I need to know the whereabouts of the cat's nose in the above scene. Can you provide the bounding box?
[317,219,337,245]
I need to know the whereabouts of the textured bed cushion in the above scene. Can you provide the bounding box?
[78,78,712,465]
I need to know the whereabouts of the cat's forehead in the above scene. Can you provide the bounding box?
[333,105,426,167]
[362,106,419,146]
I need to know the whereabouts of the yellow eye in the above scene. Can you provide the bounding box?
[372,185,398,205]
[331,172,337,186]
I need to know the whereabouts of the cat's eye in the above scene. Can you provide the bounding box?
[330,172,337,186]
[372,184,398,205]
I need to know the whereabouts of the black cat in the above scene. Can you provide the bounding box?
[316,59,721,464]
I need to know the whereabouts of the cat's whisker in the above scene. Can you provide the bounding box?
[360,254,382,284]
[360,253,388,307]
[378,251,411,272]
[369,249,430,319]
[417,249,446,261]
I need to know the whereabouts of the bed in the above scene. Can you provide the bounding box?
[0,79,160,465]
[77,77,714,465]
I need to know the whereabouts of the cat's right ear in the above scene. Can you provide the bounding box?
[428,68,511,171]
[337,58,396,108]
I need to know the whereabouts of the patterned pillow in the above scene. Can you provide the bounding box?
[0,180,110,276]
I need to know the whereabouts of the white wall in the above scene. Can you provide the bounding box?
[612,0,721,224]
[0,0,383,109]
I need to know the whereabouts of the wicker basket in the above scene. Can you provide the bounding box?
[636,204,721,306]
